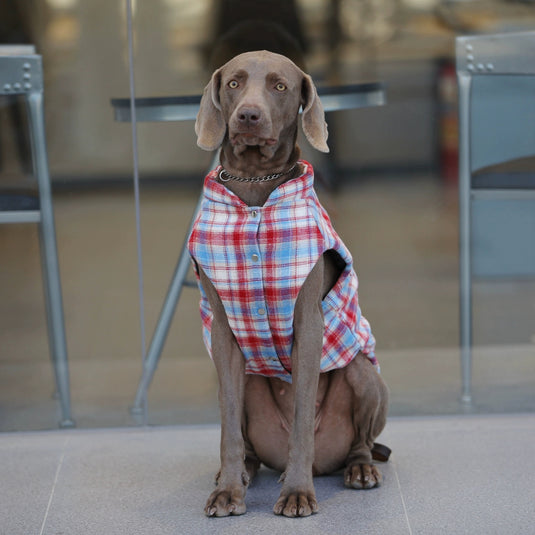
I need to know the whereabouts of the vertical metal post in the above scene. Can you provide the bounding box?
[457,72,473,405]
[125,0,150,424]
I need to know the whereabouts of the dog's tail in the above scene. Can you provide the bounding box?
[372,443,392,462]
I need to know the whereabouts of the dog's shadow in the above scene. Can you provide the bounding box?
[246,466,347,512]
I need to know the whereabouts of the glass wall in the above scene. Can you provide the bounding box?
[0,0,534,431]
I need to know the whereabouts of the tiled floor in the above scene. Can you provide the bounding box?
[2,413,534,535]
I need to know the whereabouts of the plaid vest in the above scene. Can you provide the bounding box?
[188,160,377,383]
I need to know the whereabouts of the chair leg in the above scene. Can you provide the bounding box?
[37,224,60,396]
[457,72,473,406]
[26,91,74,428]
[131,191,205,414]
[131,151,217,417]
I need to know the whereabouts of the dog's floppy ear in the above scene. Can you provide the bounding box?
[195,68,226,151]
[301,73,329,153]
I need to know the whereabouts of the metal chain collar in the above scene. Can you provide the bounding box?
[218,163,297,183]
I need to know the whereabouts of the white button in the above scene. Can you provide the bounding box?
[251,253,259,262]
[251,210,258,217]
[258,308,266,316]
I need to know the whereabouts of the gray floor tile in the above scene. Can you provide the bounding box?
[385,414,535,535]
[0,432,68,535]
[40,427,218,535]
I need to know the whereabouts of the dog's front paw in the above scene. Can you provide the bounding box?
[273,489,318,517]
[205,486,247,517]
[344,463,382,489]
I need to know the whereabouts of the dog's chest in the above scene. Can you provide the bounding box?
[189,163,327,343]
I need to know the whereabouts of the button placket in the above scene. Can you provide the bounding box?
[249,210,261,263]
[246,207,268,322]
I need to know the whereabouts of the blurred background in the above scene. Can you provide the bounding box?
[1,0,534,431]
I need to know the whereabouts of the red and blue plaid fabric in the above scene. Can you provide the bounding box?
[188,160,378,383]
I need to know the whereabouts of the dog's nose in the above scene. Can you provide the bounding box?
[237,107,262,126]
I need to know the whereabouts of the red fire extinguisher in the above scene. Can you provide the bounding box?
[437,59,459,184]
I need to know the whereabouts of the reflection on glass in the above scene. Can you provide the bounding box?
[0,0,534,431]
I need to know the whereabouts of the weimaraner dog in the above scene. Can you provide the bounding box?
[190,50,389,518]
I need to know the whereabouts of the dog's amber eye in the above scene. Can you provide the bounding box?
[275,83,287,92]
[228,80,239,89]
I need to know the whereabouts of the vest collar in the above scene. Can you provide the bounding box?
[203,160,314,208]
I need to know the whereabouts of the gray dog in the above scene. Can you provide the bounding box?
[190,50,388,518]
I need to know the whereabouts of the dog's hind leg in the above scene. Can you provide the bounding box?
[343,353,389,489]
[244,442,261,483]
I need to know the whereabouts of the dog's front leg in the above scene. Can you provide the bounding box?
[199,269,249,517]
[273,258,324,517]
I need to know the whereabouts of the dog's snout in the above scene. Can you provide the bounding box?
[238,107,262,126]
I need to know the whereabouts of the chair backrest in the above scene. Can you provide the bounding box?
[0,45,40,95]
[469,75,535,172]
[456,31,535,174]
[456,31,535,278]
[0,46,43,224]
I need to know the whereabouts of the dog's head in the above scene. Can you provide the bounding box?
[195,50,329,158]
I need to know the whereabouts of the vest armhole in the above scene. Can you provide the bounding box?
[322,249,347,300]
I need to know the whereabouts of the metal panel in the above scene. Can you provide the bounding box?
[0,51,43,95]
[472,197,535,277]
[457,31,535,76]
[0,211,41,224]
[470,76,535,172]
